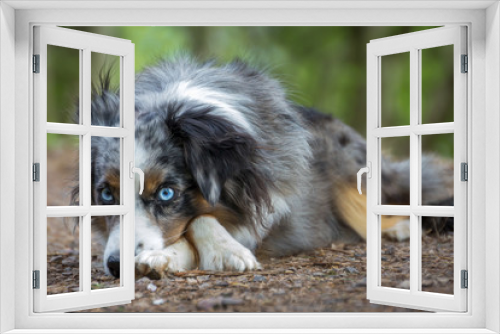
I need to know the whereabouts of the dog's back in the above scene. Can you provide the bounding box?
[259,106,454,256]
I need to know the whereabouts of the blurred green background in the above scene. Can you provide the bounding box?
[47,26,454,159]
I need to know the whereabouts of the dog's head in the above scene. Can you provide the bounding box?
[80,58,296,277]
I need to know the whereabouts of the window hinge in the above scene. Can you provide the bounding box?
[33,270,40,289]
[33,54,40,73]
[33,163,40,182]
[461,162,468,182]
[461,54,468,73]
[461,270,468,289]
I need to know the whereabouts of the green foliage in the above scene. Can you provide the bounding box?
[48,26,453,158]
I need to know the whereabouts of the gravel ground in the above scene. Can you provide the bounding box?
[47,147,454,312]
[46,236,454,313]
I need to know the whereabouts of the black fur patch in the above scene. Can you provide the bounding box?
[164,103,272,220]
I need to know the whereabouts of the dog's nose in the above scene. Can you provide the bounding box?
[107,255,120,278]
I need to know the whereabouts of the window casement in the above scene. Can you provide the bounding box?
[1,3,496,333]
[364,26,468,312]
[32,26,141,312]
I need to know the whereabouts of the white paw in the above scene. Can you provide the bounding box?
[199,238,261,272]
[135,248,187,277]
[383,219,410,241]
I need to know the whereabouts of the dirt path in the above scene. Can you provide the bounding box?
[46,236,453,313]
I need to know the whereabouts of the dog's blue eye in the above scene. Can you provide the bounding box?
[158,187,175,201]
[101,188,114,202]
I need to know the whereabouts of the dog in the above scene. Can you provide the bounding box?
[80,57,453,278]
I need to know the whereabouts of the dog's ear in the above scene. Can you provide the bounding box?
[166,107,261,206]
[85,68,120,127]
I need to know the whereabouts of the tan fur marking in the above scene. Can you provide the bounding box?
[381,216,409,230]
[105,169,121,203]
[191,192,240,228]
[143,168,166,198]
[336,186,369,239]
[160,218,190,247]
[336,185,408,239]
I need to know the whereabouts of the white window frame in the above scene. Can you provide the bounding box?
[366,26,468,312]
[33,26,137,313]
[0,1,499,333]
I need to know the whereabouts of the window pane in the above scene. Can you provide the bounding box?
[47,45,79,124]
[421,133,454,206]
[381,136,410,205]
[91,137,121,205]
[91,216,121,290]
[47,217,80,295]
[91,52,121,127]
[421,45,454,124]
[381,52,410,127]
[380,215,410,289]
[421,216,454,294]
[47,133,79,206]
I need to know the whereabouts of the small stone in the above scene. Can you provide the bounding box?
[312,272,325,277]
[437,277,451,285]
[273,288,286,295]
[49,255,63,263]
[62,267,73,276]
[252,275,267,282]
[354,278,367,287]
[197,297,222,310]
[221,297,243,306]
[422,279,433,287]
[397,280,411,289]
[385,245,395,255]
[215,280,229,287]
[62,256,78,268]
[152,298,165,306]
[221,291,233,297]
[137,277,151,283]
[345,267,359,274]
[186,278,197,285]
[197,275,210,282]
[147,282,157,292]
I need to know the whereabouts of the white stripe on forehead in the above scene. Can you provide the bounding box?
[171,81,256,135]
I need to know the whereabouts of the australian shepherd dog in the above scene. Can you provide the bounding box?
[80,57,453,278]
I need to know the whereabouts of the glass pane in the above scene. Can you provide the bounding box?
[47,217,80,295]
[381,215,411,289]
[421,45,454,124]
[91,137,121,205]
[91,216,121,290]
[381,136,410,205]
[421,133,454,206]
[381,52,410,127]
[91,52,121,127]
[47,133,80,206]
[421,216,454,294]
[47,45,80,124]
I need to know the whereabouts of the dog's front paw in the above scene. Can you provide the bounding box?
[199,238,261,272]
[135,238,197,279]
[382,219,410,241]
[135,249,184,278]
